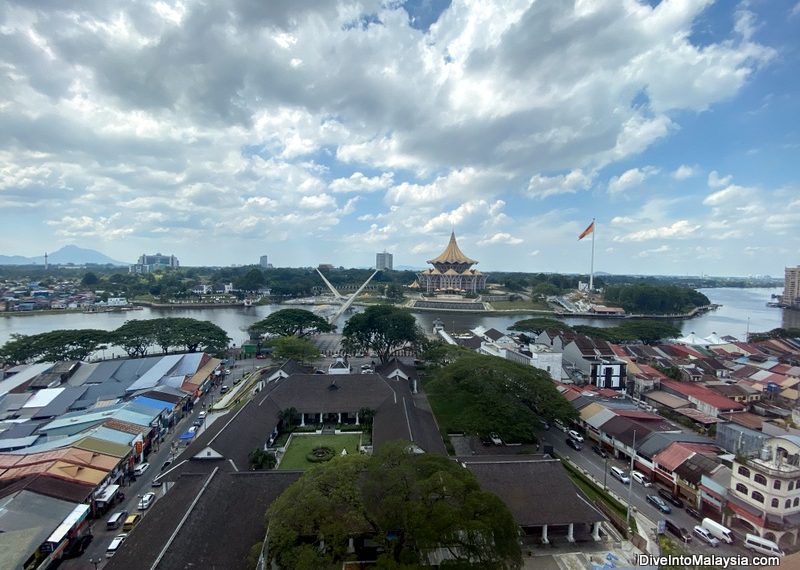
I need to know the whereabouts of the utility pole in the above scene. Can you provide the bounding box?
[626,430,636,531]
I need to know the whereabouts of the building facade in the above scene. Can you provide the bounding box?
[129,253,180,273]
[417,232,487,294]
[728,435,800,549]
[260,255,270,269]
[376,251,393,271]
[783,266,800,307]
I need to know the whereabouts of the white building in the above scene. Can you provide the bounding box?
[260,255,271,269]
[376,251,393,271]
[729,435,800,549]
[107,297,128,307]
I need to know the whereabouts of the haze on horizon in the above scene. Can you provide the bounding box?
[1,1,798,276]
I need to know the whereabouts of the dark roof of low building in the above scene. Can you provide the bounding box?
[599,416,653,448]
[484,328,505,341]
[674,453,720,485]
[706,383,749,399]
[0,473,94,503]
[456,336,483,350]
[107,469,301,570]
[461,457,604,527]
[268,374,395,414]
[376,357,418,380]
[278,359,314,375]
[636,431,714,460]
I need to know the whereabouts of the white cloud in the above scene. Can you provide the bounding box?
[792,2,800,18]
[672,165,698,180]
[611,216,635,225]
[477,232,523,246]
[637,245,671,258]
[330,172,394,193]
[702,184,753,207]
[615,220,701,242]
[608,166,658,194]
[527,170,593,199]
[708,171,733,188]
[298,193,337,210]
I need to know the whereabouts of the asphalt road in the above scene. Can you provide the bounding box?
[544,430,753,561]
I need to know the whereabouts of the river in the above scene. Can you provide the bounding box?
[1,288,797,348]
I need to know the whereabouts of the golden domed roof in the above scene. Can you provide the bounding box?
[427,232,477,265]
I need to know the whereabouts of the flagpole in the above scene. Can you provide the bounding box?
[589,218,595,292]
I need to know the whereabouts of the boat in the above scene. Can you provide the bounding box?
[243,299,253,307]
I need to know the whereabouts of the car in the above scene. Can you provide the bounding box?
[489,433,503,446]
[658,488,685,508]
[539,419,551,430]
[220,385,230,394]
[354,353,364,358]
[567,430,584,442]
[106,534,127,558]
[256,354,268,359]
[566,437,582,451]
[224,368,231,375]
[631,471,652,487]
[646,494,672,514]
[198,411,207,419]
[138,492,156,510]
[665,519,692,543]
[193,418,203,427]
[188,425,198,434]
[122,514,141,532]
[313,369,326,374]
[685,506,702,520]
[151,479,163,488]
[591,445,608,458]
[132,462,150,476]
[693,525,720,547]
[160,459,173,471]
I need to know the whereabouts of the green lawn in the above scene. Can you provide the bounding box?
[278,434,362,470]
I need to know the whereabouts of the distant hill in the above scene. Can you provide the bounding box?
[0,245,128,266]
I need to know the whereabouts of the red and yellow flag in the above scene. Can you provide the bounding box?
[578,221,594,240]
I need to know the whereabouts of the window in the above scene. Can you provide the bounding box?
[737,466,751,478]
[736,483,748,495]
[772,498,779,508]
[795,498,799,507]
[754,474,767,486]
[774,480,781,490]
[752,491,765,503]
[787,499,792,509]
[790,481,795,491]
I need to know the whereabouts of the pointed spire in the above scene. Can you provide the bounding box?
[427,232,477,265]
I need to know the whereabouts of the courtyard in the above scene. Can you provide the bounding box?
[278,433,363,470]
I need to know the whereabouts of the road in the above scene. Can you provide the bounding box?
[544,430,752,562]
[59,381,227,569]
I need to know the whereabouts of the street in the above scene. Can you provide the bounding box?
[544,431,752,562]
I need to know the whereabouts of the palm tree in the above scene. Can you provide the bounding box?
[279,407,299,428]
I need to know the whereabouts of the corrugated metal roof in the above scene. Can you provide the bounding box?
[586,408,617,430]
[73,436,130,458]
[0,363,55,397]
[126,354,184,392]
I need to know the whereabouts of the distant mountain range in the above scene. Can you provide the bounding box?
[0,245,128,266]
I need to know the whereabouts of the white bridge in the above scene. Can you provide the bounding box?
[316,268,379,324]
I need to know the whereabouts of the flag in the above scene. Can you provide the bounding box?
[578,221,595,241]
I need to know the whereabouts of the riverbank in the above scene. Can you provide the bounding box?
[1,306,143,318]
[133,301,246,309]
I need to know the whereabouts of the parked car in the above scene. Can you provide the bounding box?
[106,534,127,558]
[658,488,685,508]
[609,466,630,484]
[539,419,551,430]
[192,419,203,427]
[138,492,156,510]
[220,385,230,394]
[646,494,672,514]
[567,430,584,442]
[566,437,582,451]
[224,369,231,375]
[132,462,150,476]
[631,471,652,487]
[591,445,608,458]
[693,525,720,547]
[160,459,173,472]
[198,411,207,420]
[685,506,702,520]
[489,433,503,446]
[665,519,692,543]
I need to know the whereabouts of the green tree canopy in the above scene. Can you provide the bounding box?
[267,442,521,570]
[508,317,572,334]
[424,353,578,443]
[250,308,333,337]
[0,329,111,363]
[342,305,423,364]
[601,284,709,314]
[270,336,319,363]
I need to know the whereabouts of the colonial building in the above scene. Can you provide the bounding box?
[728,434,800,549]
[417,232,486,294]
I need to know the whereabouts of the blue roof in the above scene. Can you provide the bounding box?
[132,396,174,412]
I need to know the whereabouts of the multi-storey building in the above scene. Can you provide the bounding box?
[417,232,486,294]
[376,251,393,271]
[728,435,800,549]
[259,255,270,269]
[783,266,800,307]
[129,253,180,274]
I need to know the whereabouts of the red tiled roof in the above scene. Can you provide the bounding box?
[719,412,763,430]
[654,442,695,471]
[661,380,745,411]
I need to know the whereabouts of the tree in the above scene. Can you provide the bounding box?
[249,448,277,470]
[271,336,319,363]
[509,317,572,334]
[424,353,578,443]
[385,283,405,301]
[235,267,266,292]
[250,309,333,338]
[278,407,299,428]
[113,319,156,358]
[0,329,110,363]
[266,442,521,569]
[81,272,100,286]
[170,318,230,354]
[342,305,423,364]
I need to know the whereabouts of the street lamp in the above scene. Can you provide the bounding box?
[625,430,637,531]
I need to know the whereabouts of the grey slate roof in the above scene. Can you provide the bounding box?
[268,373,395,414]
[636,431,714,460]
[461,457,604,527]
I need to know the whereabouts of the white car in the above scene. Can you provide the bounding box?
[693,525,720,547]
[631,470,652,487]
[138,492,156,510]
[106,533,127,558]
[132,462,150,476]
[568,430,584,442]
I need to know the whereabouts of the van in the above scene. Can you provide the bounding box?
[122,513,141,532]
[744,533,784,557]
[106,510,128,530]
[106,534,127,558]
[631,471,651,487]
[700,518,734,544]
[693,525,720,547]
[609,466,630,484]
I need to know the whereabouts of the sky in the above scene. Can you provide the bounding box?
[1,0,798,276]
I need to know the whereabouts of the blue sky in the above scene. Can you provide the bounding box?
[0,0,798,276]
